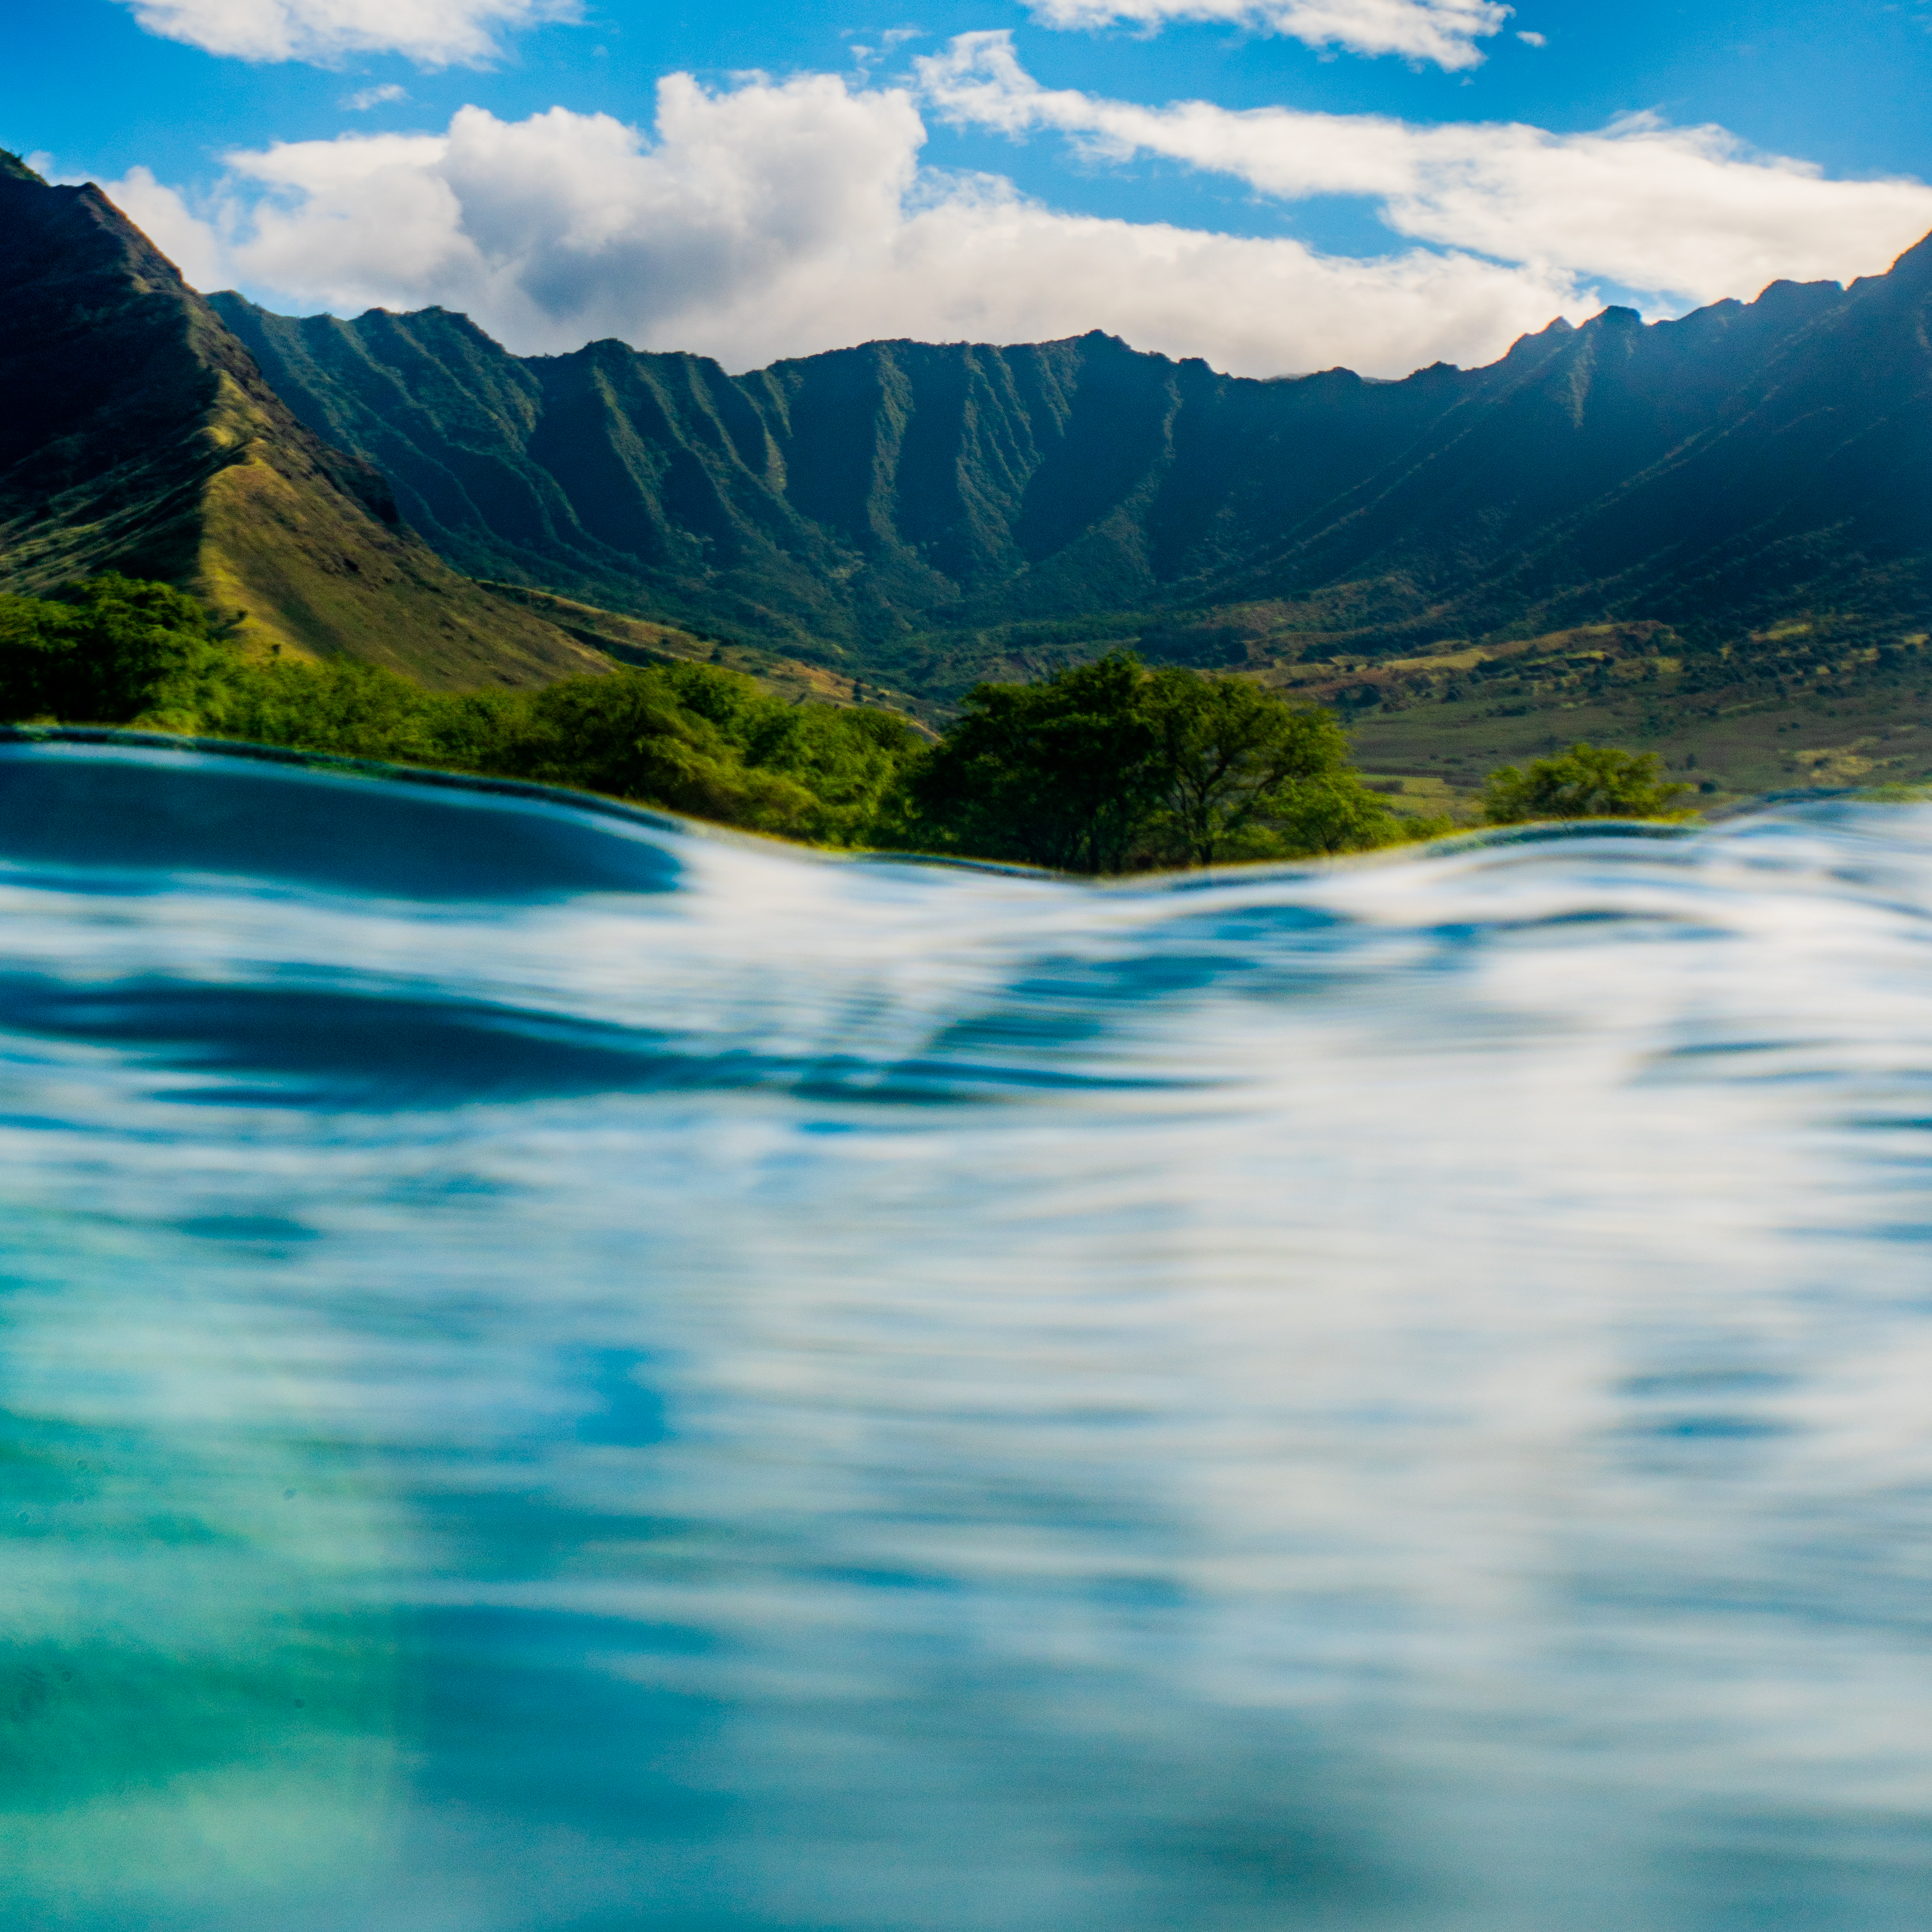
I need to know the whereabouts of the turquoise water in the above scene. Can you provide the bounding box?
[4,736,1931,1931]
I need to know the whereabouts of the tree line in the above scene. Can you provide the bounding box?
[0,575,1690,870]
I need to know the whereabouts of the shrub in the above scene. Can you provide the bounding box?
[1482,743,1694,824]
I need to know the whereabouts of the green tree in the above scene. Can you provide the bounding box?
[908,653,1166,871]
[214,656,459,762]
[516,671,821,836]
[1141,665,1369,864]
[1482,743,1693,824]
[909,652,1416,872]
[642,661,924,844]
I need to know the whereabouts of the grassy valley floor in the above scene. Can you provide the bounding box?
[873,609,1932,821]
[1250,620,1932,815]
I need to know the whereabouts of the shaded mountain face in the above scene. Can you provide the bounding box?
[214,240,1931,696]
[0,155,605,688]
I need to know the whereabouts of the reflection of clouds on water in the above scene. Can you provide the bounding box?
[3,740,1932,1926]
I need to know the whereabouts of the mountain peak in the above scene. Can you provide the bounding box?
[1888,227,1932,281]
[1501,315,1575,364]
[0,149,47,186]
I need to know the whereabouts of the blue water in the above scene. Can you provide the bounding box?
[5,736,1932,1932]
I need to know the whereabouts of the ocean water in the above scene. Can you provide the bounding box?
[4,735,1931,1932]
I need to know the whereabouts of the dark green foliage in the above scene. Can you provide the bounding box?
[1143,665,1383,864]
[218,660,922,846]
[1482,743,1694,824]
[0,575,238,726]
[211,657,462,763]
[908,654,1164,872]
[0,577,922,848]
[0,578,1422,868]
[908,653,1419,872]
[631,661,924,841]
[511,672,820,836]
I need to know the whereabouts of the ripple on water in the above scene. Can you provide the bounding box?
[3,739,1932,1930]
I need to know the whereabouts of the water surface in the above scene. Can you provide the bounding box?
[4,737,1931,1930]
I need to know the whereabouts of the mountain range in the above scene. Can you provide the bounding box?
[211,238,1930,697]
[3,144,1929,794]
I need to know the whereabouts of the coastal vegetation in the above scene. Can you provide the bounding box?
[2,577,1443,870]
[0,577,919,848]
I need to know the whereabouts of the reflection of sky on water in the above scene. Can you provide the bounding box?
[3,740,1932,1929]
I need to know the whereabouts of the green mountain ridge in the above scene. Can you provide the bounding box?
[211,238,1931,707]
[0,153,607,688]
[5,139,1929,801]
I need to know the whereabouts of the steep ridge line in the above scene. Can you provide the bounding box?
[0,152,607,689]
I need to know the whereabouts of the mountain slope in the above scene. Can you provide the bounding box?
[1217,258,1931,647]
[206,302,1471,659]
[214,237,1931,697]
[0,153,606,688]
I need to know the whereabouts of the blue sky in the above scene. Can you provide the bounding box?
[7,0,1931,375]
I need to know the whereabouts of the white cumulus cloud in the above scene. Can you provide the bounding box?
[1023,0,1511,70]
[102,52,1932,381]
[127,77,1587,377]
[920,32,1932,308]
[117,0,579,66]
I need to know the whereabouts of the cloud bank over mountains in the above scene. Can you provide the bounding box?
[110,75,1578,377]
[102,37,1932,380]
